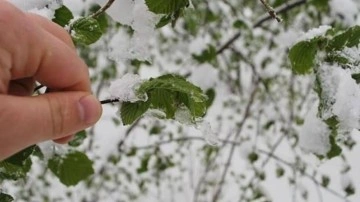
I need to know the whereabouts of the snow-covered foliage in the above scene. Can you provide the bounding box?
[2,0,360,202]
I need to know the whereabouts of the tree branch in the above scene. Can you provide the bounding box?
[257,149,350,202]
[90,0,115,18]
[216,0,307,54]
[212,86,258,202]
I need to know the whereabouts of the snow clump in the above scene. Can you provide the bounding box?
[109,73,147,102]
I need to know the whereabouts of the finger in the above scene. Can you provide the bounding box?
[53,135,75,144]
[26,13,75,49]
[0,2,90,92]
[8,78,35,96]
[0,92,102,160]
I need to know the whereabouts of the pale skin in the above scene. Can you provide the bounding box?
[0,2,102,160]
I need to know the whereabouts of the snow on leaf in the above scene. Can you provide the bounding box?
[109,74,147,103]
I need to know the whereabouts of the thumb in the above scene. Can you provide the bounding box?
[0,92,102,159]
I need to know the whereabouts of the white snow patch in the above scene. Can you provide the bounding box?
[299,103,331,156]
[330,0,359,25]
[109,73,146,102]
[297,25,331,42]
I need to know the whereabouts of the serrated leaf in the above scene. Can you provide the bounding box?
[68,130,87,147]
[139,74,207,103]
[52,5,74,27]
[70,17,102,45]
[48,151,94,186]
[0,193,14,202]
[289,40,317,74]
[145,0,189,14]
[327,26,360,51]
[177,92,207,117]
[120,101,151,125]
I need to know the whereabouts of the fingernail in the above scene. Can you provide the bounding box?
[78,95,101,124]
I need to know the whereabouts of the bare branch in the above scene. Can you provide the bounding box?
[212,86,258,202]
[259,0,282,22]
[90,0,115,18]
[217,0,307,54]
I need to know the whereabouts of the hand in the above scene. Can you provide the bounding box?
[0,2,102,160]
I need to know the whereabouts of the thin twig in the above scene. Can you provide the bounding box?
[90,0,115,18]
[212,86,258,202]
[217,0,307,54]
[260,0,282,22]
[257,149,350,202]
[100,98,120,105]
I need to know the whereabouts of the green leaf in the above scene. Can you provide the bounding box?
[149,89,176,118]
[70,17,102,45]
[0,193,14,202]
[156,15,172,28]
[48,151,94,186]
[137,153,151,174]
[145,0,189,14]
[310,0,329,11]
[120,101,151,125]
[327,26,360,51]
[0,146,36,180]
[326,135,342,159]
[192,45,217,64]
[289,40,318,74]
[205,88,216,108]
[344,184,355,196]
[52,5,74,27]
[321,175,330,187]
[68,130,87,147]
[248,152,258,163]
[233,20,248,29]
[352,73,360,84]
[89,5,108,33]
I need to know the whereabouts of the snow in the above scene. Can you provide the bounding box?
[332,68,360,131]
[108,73,146,102]
[330,0,359,25]
[196,121,220,146]
[7,0,61,19]
[299,103,331,155]
[297,25,331,42]
[94,0,157,61]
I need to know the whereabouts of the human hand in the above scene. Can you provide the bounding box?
[0,2,102,160]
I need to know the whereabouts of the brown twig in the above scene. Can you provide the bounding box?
[260,0,282,22]
[90,0,115,18]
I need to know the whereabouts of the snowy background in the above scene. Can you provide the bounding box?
[2,0,360,201]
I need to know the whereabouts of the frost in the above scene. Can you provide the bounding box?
[337,46,360,66]
[319,65,360,131]
[109,74,147,102]
[196,121,220,146]
[144,109,167,119]
[297,25,331,42]
[174,105,193,125]
[299,103,331,156]
[38,141,67,161]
